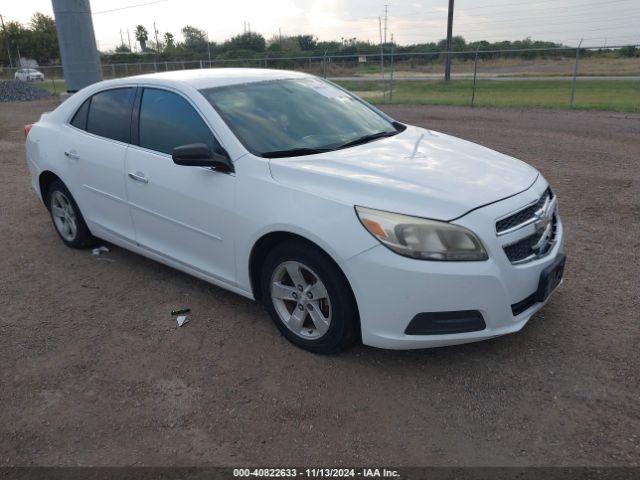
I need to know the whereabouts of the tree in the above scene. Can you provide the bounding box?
[619,45,638,58]
[164,32,175,50]
[115,43,131,53]
[135,25,148,51]
[181,25,208,53]
[297,34,317,51]
[225,32,266,52]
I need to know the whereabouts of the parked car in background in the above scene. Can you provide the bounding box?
[15,68,45,82]
[23,69,565,353]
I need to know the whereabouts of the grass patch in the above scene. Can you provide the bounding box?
[38,79,67,95]
[336,79,640,112]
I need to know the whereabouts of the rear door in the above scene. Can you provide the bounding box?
[66,87,137,242]
[124,86,236,284]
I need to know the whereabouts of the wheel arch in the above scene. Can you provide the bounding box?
[38,170,62,207]
[248,230,359,318]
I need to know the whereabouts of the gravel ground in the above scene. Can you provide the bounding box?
[1,99,638,467]
[0,81,52,103]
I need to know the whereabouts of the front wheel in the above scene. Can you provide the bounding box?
[261,241,359,354]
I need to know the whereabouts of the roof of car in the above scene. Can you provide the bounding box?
[122,68,311,90]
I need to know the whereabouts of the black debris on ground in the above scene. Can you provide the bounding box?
[0,80,52,103]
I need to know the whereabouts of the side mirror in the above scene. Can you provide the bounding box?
[172,143,233,172]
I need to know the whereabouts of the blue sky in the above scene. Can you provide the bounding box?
[7,0,640,50]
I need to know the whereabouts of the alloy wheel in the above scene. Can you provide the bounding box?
[270,261,332,339]
[50,190,78,242]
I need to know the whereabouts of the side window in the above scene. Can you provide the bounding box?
[86,88,134,143]
[138,88,221,155]
[70,98,91,130]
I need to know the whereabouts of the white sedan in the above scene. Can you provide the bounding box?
[24,69,565,353]
[15,68,45,82]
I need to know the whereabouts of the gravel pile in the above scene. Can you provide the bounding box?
[0,80,52,102]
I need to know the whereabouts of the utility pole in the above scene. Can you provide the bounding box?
[383,4,388,45]
[379,16,384,99]
[0,14,13,68]
[127,29,132,51]
[389,33,395,102]
[153,21,160,53]
[153,22,159,51]
[206,32,212,67]
[444,0,454,81]
[119,28,124,47]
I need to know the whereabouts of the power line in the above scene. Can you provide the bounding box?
[399,19,640,39]
[460,0,634,13]
[450,15,640,32]
[93,0,169,15]
[453,18,640,34]
[455,9,640,26]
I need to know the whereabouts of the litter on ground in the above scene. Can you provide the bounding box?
[91,246,109,256]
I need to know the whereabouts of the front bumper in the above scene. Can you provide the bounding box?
[341,179,565,349]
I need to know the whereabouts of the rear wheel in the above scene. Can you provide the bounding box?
[261,241,359,353]
[46,180,96,248]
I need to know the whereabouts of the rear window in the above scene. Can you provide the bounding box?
[70,98,90,130]
[86,88,134,143]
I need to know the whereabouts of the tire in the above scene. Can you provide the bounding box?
[46,180,96,248]
[260,240,359,354]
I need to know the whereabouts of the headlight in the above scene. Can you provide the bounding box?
[355,206,488,261]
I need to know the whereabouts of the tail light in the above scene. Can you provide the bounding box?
[24,124,33,138]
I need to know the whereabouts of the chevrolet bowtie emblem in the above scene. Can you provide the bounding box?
[532,199,555,254]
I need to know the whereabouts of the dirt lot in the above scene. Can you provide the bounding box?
[1,99,638,467]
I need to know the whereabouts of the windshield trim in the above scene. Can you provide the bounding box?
[199,77,405,159]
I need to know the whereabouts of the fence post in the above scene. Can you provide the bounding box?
[200,60,203,69]
[264,53,269,68]
[124,63,129,77]
[111,64,116,78]
[380,47,385,103]
[471,46,479,107]
[323,49,328,78]
[569,39,583,109]
[389,42,395,103]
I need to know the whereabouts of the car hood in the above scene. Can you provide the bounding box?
[268,125,538,220]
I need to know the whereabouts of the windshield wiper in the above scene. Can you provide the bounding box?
[261,147,333,158]
[336,129,400,150]
[261,124,405,158]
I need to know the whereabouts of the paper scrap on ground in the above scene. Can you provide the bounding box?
[176,315,189,327]
[91,246,109,256]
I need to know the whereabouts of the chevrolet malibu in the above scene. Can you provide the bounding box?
[24,69,565,353]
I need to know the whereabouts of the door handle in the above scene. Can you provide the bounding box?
[128,171,149,184]
[64,150,80,160]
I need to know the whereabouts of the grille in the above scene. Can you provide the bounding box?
[503,213,558,264]
[496,188,553,234]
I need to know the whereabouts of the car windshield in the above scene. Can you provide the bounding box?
[199,78,402,157]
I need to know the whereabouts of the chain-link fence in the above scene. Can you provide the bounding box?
[1,44,638,110]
